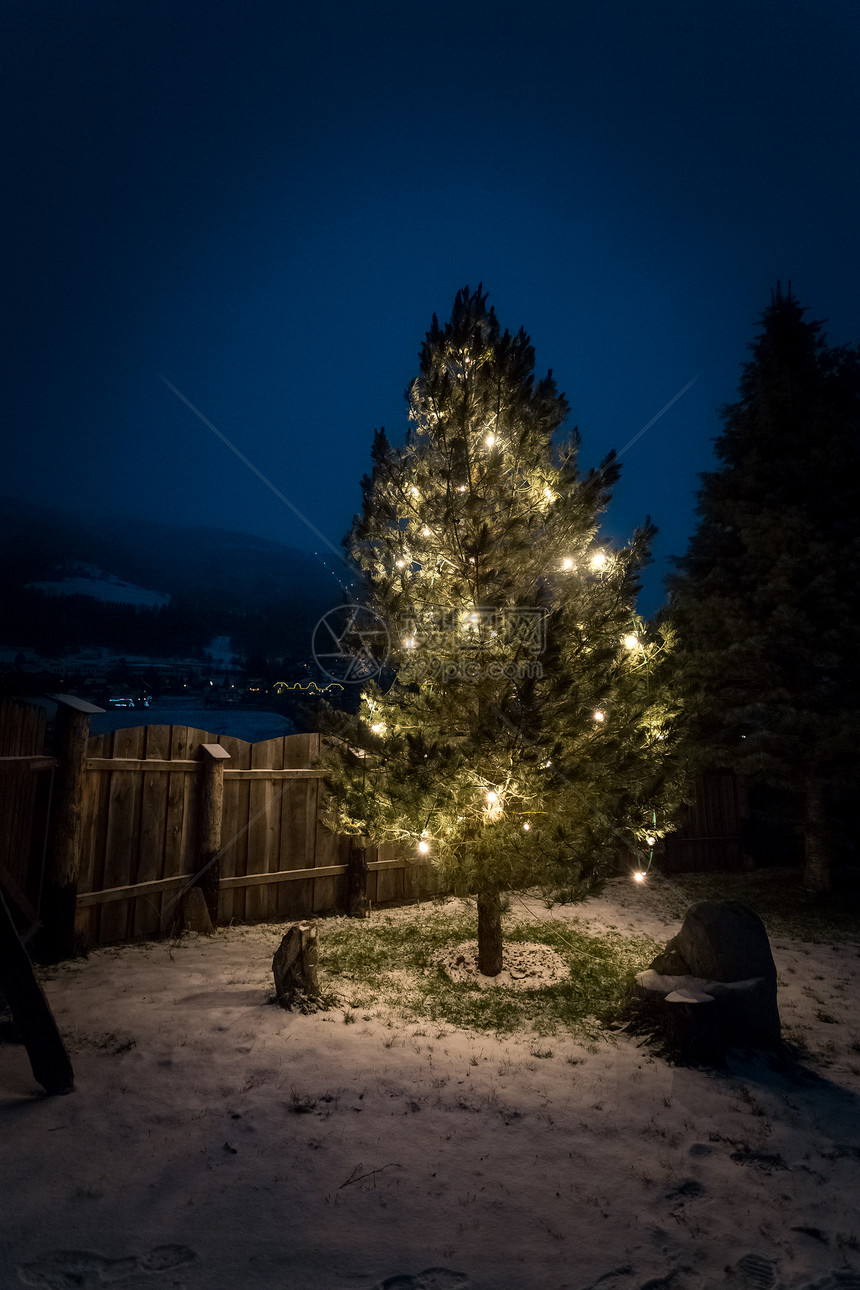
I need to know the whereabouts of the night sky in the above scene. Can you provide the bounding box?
[4,0,859,615]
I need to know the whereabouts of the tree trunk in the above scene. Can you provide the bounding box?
[477,890,503,976]
[347,841,369,918]
[803,778,831,895]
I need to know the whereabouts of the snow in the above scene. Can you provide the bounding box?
[2,881,859,1290]
[27,573,170,607]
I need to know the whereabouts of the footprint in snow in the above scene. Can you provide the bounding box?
[733,1253,777,1289]
[372,1270,471,1290]
[17,1245,195,1288]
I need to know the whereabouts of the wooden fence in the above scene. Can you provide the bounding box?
[0,699,56,938]
[662,769,747,872]
[74,724,418,947]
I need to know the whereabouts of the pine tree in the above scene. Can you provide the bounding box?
[668,286,860,893]
[325,287,679,971]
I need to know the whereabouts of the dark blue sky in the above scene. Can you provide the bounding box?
[4,0,859,614]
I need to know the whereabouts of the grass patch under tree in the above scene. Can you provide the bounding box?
[318,899,661,1038]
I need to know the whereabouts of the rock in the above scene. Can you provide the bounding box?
[272,921,320,1010]
[661,899,778,985]
[630,899,782,1057]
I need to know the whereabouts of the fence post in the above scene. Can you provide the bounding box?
[193,743,231,928]
[40,695,104,962]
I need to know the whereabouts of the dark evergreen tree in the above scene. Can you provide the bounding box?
[668,286,860,892]
[325,287,680,971]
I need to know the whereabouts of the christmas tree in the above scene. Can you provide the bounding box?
[325,287,679,972]
[668,286,860,892]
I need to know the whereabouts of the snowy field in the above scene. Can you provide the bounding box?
[2,881,860,1290]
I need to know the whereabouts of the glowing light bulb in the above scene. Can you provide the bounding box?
[624,634,639,650]
[590,551,607,571]
[561,557,575,571]
[523,821,531,831]
[486,790,499,806]
[593,710,605,723]
[410,485,420,498]
[646,835,656,847]
[486,433,496,448]
[370,722,386,735]
[417,839,430,854]
[422,526,431,536]
[633,871,647,884]
[457,485,467,492]
[396,559,405,568]
[403,637,416,650]
[543,487,554,502]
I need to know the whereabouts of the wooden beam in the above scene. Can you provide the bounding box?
[86,758,198,772]
[77,873,196,907]
[222,768,325,780]
[220,864,347,889]
[83,762,325,777]
[76,858,407,905]
[0,756,57,775]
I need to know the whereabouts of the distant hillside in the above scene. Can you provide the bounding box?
[0,498,350,666]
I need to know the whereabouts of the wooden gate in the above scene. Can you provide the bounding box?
[75,725,413,946]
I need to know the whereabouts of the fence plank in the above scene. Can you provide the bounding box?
[160,726,195,934]
[84,729,114,945]
[131,727,171,938]
[216,734,251,921]
[244,737,281,922]
[98,726,145,943]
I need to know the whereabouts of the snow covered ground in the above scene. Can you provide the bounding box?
[2,881,859,1290]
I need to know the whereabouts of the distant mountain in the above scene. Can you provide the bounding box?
[0,498,351,665]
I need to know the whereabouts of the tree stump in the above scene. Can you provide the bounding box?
[272,921,320,1010]
[626,900,783,1062]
